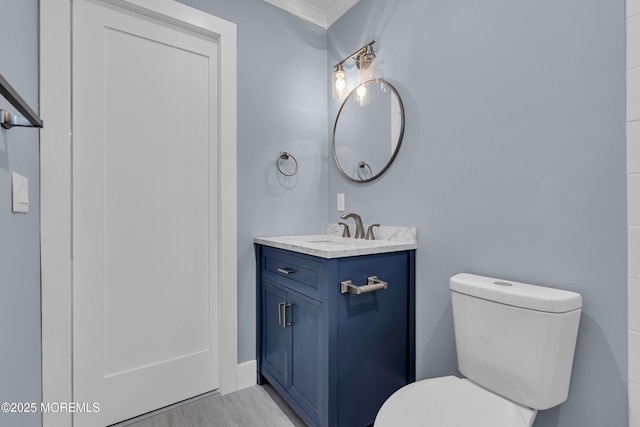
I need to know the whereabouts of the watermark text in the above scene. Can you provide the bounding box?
[1,402,100,413]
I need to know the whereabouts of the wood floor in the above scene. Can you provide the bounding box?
[115,384,306,427]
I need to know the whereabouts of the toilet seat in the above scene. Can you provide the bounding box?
[374,376,537,427]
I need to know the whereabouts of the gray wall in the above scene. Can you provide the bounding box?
[179,1,627,424]
[328,1,628,426]
[1,1,622,425]
[0,1,42,426]
[177,0,329,363]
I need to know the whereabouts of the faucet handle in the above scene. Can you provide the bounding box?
[365,224,380,240]
[338,222,351,238]
[341,212,365,239]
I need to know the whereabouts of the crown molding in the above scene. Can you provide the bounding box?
[264,0,327,28]
[325,0,359,27]
[264,0,360,29]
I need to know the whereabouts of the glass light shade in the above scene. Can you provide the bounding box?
[359,56,378,82]
[354,83,369,107]
[332,68,348,100]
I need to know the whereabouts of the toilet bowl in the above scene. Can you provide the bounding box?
[375,376,537,427]
[374,273,582,427]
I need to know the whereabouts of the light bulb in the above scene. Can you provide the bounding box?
[332,67,348,100]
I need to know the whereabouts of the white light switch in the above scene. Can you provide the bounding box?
[12,172,29,213]
[337,193,345,212]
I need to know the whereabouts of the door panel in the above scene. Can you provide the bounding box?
[261,282,290,388]
[103,26,211,377]
[337,252,411,427]
[73,1,220,424]
[289,293,321,424]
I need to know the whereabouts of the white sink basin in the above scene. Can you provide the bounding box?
[255,226,417,259]
[304,237,349,245]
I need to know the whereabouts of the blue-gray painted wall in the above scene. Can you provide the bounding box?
[0,0,628,425]
[328,1,628,426]
[177,0,329,364]
[0,1,41,427]
[176,1,629,424]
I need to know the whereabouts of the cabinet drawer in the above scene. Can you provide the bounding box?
[261,247,322,299]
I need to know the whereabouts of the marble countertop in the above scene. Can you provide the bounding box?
[254,225,417,259]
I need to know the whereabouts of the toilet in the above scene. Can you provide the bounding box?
[375,273,582,427]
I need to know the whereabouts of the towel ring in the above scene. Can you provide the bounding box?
[276,151,298,177]
[356,161,372,180]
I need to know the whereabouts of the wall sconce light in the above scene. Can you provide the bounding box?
[357,44,378,82]
[332,40,378,101]
[332,64,348,100]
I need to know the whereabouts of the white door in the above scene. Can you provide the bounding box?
[72,1,219,425]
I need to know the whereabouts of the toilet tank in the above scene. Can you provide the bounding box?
[450,273,582,410]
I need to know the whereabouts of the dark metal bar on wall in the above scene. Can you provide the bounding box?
[0,72,43,129]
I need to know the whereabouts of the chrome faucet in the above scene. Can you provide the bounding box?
[365,223,380,240]
[340,213,365,239]
[338,222,351,238]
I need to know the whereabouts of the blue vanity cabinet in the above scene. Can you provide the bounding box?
[260,280,322,424]
[256,244,416,427]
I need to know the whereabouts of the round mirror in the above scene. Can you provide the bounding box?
[332,79,404,183]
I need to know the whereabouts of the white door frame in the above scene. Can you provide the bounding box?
[40,1,237,426]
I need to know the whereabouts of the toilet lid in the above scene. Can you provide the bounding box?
[374,376,536,427]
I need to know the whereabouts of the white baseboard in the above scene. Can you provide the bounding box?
[237,360,257,390]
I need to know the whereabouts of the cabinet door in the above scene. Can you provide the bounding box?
[336,251,411,427]
[287,292,321,425]
[261,282,290,388]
